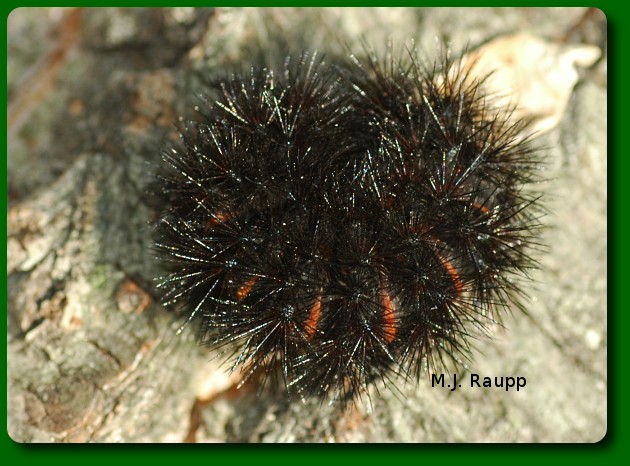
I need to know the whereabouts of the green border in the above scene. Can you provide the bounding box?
[3,1,619,460]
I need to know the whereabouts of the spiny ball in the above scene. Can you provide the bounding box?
[154,50,541,404]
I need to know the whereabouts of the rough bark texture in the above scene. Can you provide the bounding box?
[7,7,607,443]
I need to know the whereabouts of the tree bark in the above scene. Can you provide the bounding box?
[7,7,607,442]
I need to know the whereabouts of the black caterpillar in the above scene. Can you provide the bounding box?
[154,49,541,404]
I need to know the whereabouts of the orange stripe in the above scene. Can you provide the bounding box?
[438,255,463,295]
[472,202,490,215]
[304,294,322,340]
[379,289,397,344]
[236,277,257,302]
[209,211,230,227]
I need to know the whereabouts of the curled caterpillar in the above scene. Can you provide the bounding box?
[154,48,542,404]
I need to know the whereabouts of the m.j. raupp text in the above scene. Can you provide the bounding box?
[431,374,527,392]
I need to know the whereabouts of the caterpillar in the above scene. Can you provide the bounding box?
[154,47,542,405]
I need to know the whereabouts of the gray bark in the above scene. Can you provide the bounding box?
[7,7,607,442]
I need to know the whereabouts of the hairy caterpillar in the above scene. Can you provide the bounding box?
[154,47,541,405]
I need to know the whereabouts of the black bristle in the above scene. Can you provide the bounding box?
[154,47,542,405]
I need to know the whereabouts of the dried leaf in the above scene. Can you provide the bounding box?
[461,33,601,137]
